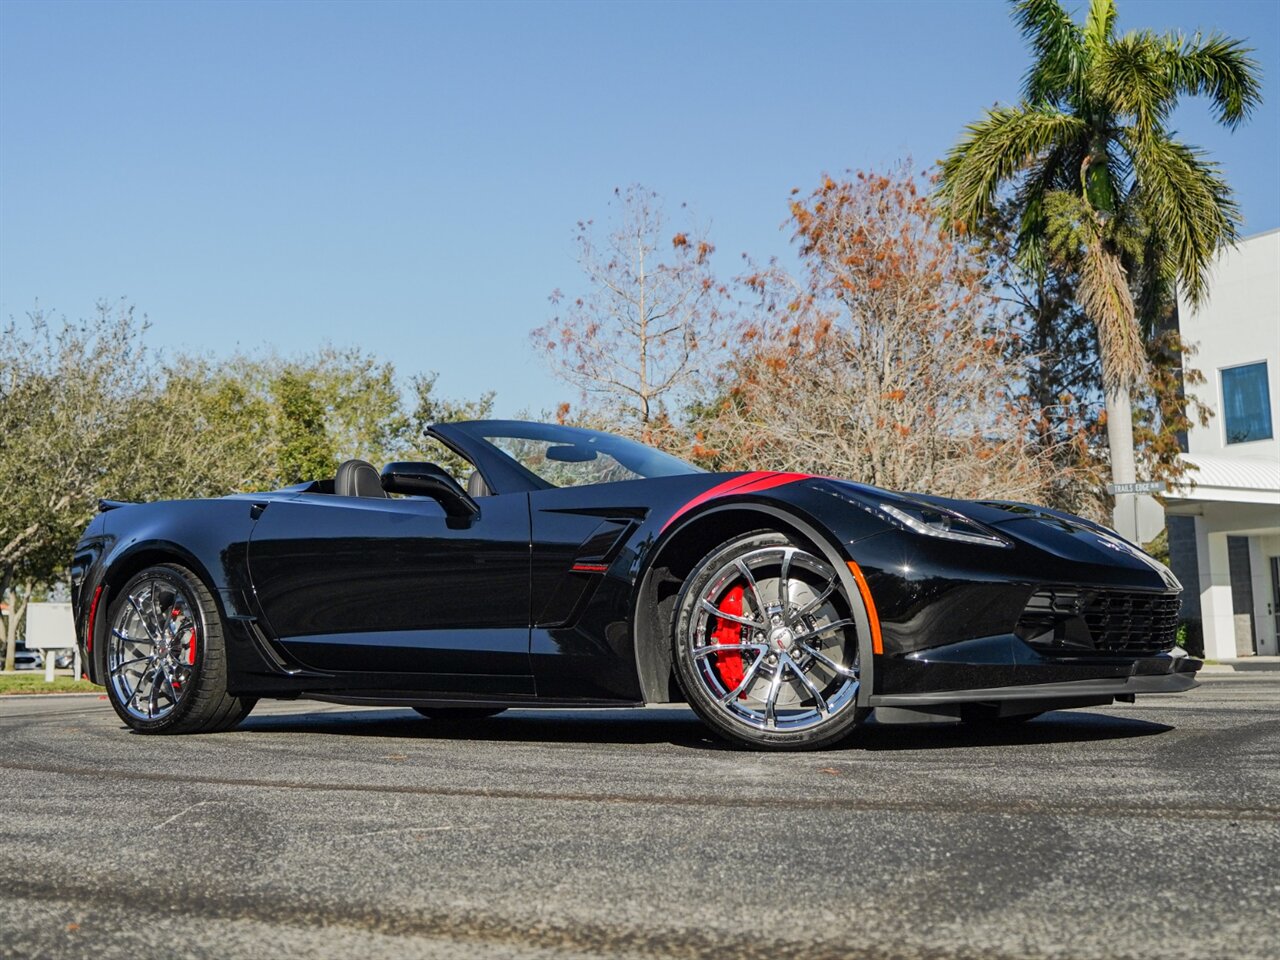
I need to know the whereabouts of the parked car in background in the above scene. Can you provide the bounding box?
[12,648,43,671]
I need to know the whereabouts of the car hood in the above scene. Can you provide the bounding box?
[817,480,1179,591]
[916,493,1180,590]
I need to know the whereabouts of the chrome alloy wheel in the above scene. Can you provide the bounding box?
[107,577,200,722]
[686,545,859,732]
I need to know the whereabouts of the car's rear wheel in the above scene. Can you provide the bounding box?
[412,707,506,720]
[673,531,869,750]
[104,563,255,734]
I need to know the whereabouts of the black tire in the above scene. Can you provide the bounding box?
[672,531,870,751]
[103,563,256,734]
[412,707,506,720]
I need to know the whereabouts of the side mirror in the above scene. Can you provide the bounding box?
[380,462,480,522]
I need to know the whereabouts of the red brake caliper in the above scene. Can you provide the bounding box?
[170,609,197,685]
[711,585,747,694]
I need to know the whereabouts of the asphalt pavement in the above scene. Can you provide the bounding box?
[2,676,1278,960]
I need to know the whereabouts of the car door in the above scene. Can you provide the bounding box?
[246,489,533,693]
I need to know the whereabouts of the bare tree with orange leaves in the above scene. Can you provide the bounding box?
[531,186,731,439]
[696,166,1056,501]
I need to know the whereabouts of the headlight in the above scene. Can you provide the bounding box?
[878,502,1011,548]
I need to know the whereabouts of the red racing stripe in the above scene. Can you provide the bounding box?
[660,471,811,532]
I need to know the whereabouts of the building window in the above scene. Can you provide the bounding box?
[1221,361,1273,444]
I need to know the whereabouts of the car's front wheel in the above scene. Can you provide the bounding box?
[104,563,255,734]
[673,531,869,750]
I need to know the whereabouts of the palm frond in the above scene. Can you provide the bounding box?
[1093,32,1173,136]
[939,105,1087,227]
[1044,189,1098,255]
[1012,146,1075,274]
[1082,0,1117,58]
[1162,31,1263,129]
[1127,130,1239,305]
[1013,0,1085,101]
[1080,239,1144,393]
[1132,228,1177,337]
[1044,191,1145,392]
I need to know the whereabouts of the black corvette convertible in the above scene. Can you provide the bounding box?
[70,420,1198,750]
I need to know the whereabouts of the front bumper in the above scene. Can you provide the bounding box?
[871,633,1200,706]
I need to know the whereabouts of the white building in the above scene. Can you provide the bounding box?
[1165,228,1280,659]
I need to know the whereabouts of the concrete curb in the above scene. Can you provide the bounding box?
[1221,658,1280,673]
[0,691,107,698]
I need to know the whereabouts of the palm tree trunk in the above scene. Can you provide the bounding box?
[1105,384,1139,540]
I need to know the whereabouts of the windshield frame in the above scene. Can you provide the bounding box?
[429,420,702,494]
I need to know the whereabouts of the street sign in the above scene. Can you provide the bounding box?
[1106,481,1167,495]
[26,602,75,682]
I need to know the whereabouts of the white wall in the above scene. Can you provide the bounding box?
[1177,229,1280,463]
[1257,533,1280,656]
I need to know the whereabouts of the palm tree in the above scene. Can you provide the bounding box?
[937,0,1261,523]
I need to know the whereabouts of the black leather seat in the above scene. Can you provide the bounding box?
[335,459,388,498]
[466,470,491,498]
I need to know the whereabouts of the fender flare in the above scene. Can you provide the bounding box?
[90,539,230,684]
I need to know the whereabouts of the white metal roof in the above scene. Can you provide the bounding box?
[1166,453,1280,505]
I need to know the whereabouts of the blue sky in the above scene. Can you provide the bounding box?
[1,0,1276,416]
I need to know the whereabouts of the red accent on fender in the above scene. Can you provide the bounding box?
[85,584,104,655]
[570,562,609,574]
[710,584,746,693]
[661,471,812,532]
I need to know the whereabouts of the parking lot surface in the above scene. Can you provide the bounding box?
[2,675,1278,960]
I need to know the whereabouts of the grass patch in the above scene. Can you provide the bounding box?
[0,674,104,695]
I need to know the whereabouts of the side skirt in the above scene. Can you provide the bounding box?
[302,693,645,711]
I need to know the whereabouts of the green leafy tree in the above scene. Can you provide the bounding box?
[272,370,337,484]
[937,0,1261,509]
[304,346,408,466]
[0,303,156,668]
[118,357,279,501]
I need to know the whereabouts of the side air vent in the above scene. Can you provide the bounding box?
[1016,587,1181,656]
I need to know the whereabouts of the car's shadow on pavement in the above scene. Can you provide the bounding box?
[236,706,1174,751]
[848,711,1174,751]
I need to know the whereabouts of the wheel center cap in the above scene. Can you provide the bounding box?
[768,626,794,651]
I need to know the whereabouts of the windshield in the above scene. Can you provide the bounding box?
[453,421,701,488]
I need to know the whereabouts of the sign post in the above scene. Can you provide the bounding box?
[1106,481,1167,544]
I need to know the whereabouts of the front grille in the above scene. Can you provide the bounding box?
[1017,587,1181,655]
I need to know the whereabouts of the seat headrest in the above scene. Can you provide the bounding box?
[335,459,388,498]
[466,470,491,498]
